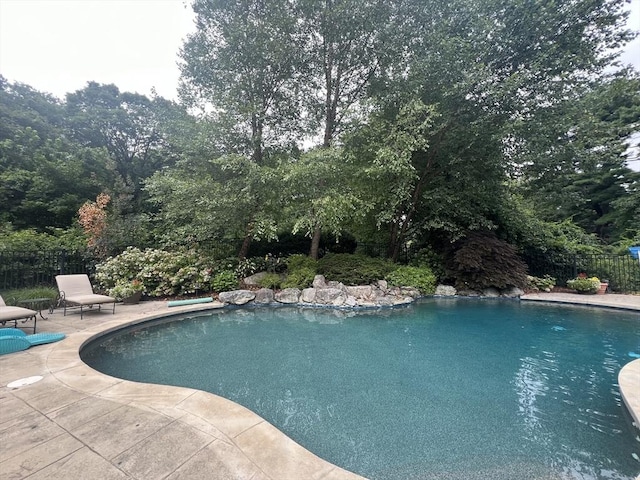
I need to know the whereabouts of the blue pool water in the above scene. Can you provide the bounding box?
[81,299,640,479]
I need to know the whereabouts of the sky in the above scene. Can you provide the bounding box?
[0,0,639,102]
[0,0,195,100]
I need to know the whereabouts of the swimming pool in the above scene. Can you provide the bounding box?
[81,299,640,480]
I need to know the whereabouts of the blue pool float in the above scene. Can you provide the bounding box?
[0,328,66,355]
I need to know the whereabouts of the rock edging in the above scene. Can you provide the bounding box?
[219,275,420,307]
[218,275,524,307]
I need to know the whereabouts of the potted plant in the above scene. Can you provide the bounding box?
[566,276,600,294]
[108,279,144,304]
[598,279,609,295]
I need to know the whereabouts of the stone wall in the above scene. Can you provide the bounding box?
[217,275,523,307]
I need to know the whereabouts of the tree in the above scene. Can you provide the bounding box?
[179,0,305,164]
[65,82,178,207]
[280,147,366,259]
[145,154,280,258]
[0,78,114,230]
[516,73,640,243]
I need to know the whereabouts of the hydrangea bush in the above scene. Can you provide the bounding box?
[95,247,217,297]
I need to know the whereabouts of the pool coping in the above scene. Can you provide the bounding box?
[1,295,639,479]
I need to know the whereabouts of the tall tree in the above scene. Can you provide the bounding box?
[65,82,178,207]
[517,72,640,242]
[179,0,304,164]
[0,78,113,229]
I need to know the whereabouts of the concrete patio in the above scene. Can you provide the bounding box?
[1,293,638,479]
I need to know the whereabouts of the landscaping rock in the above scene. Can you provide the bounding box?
[315,287,347,306]
[435,285,457,296]
[275,288,301,304]
[501,286,524,298]
[312,275,327,288]
[346,285,373,299]
[254,288,275,304]
[243,272,268,286]
[482,288,501,297]
[301,288,316,303]
[219,290,256,305]
[456,289,481,297]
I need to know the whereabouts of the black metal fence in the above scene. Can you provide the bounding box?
[524,252,640,293]
[2,246,638,294]
[0,250,94,291]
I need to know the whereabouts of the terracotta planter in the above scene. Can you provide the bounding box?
[597,283,608,295]
[122,291,142,304]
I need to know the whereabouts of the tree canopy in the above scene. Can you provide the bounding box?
[1,0,638,264]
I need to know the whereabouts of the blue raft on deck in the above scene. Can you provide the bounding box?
[0,328,66,355]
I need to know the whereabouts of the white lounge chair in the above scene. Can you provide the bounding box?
[0,295,38,333]
[55,274,116,319]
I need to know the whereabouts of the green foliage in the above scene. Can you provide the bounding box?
[317,253,395,286]
[282,267,316,289]
[257,273,282,289]
[566,277,600,294]
[0,287,58,306]
[107,279,144,300]
[447,231,528,290]
[280,254,317,289]
[410,247,445,281]
[286,254,318,272]
[0,226,87,252]
[95,247,213,297]
[211,270,239,293]
[386,266,436,294]
[526,275,556,292]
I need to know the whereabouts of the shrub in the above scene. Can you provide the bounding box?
[211,270,239,292]
[566,277,600,293]
[386,266,437,294]
[318,253,395,285]
[282,267,316,289]
[95,247,213,297]
[526,275,556,292]
[446,231,528,290]
[410,247,445,281]
[257,273,282,289]
[286,254,318,272]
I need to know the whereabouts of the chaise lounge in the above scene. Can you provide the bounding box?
[55,274,116,319]
[0,295,38,333]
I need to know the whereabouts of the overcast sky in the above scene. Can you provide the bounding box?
[0,0,639,102]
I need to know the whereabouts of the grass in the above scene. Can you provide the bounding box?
[1,287,58,306]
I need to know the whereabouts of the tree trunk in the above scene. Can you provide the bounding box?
[309,226,322,260]
[238,234,252,260]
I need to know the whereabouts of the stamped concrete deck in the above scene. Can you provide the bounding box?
[1,294,638,479]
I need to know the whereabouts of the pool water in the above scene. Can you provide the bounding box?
[81,299,640,480]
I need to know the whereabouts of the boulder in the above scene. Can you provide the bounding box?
[346,285,373,300]
[482,288,501,298]
[218,290,256,305]
[243,272,268,286]
[254,288,275,304]
[435,285,457,296]
[301,288,317,303]
[315,287,347,306]
[312,275,327,288]
[501,286,524,298]
[275,288,301,304]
